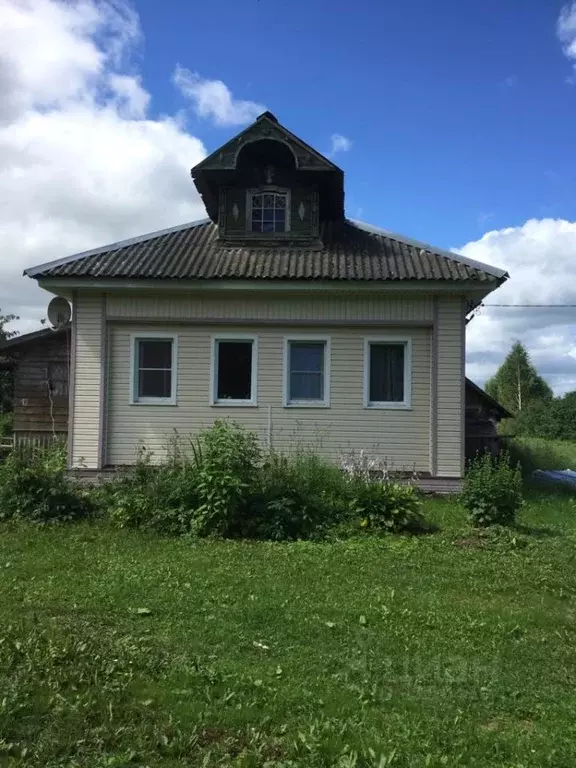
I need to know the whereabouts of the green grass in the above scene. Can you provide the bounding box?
[508,437,576,474]
[2,493,576,766]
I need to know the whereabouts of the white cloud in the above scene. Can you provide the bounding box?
[330,133,352,155]
[460,219,576,395]
[501,74,518,88]
[0,0,214,334]
[557,2,576,78]
[173,67,265,126]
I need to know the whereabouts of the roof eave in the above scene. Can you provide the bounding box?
[34,277,506,294]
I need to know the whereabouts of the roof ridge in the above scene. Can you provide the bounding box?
[347,219,508,280]
[24,218,211,278]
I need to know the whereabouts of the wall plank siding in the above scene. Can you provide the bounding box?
[435,296,465,477]
[106,323,431,470]
[11,332,70,436]
[106,293,434,324]
[70,294,104,468]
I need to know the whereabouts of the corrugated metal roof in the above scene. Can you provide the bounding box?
[25,219,507,283]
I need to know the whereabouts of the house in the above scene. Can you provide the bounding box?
[1,324,507,464]
[24,111,508,489]
[0,326,70,445]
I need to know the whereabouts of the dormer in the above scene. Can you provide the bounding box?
[191,112,344,244]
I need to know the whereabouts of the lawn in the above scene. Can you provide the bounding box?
[2,492,576,766]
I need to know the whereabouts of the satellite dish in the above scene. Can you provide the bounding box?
[47,297,71,329]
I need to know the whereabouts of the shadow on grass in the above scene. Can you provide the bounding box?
[403,519,441,536]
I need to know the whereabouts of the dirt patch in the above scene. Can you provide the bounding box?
[455,537,485,549]
[196,726,232,747]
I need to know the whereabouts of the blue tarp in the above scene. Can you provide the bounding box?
[532,469,576,488]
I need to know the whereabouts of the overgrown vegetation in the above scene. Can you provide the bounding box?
[461,451,523,527]
[101,421,424,541]
[508,437,576,475]
[0,441,92,523]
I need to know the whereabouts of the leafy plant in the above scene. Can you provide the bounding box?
[349,479,423,532]
[190,420,262,537]
[0,441,92,523]
[461,451,523,527]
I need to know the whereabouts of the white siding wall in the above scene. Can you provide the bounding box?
[106,293,434,323]
[436,296,465,477]
[106,323,432,470]
[70,294,104,468]
[69,289,467,475]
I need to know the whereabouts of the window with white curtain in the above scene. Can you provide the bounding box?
[364,338,412,408]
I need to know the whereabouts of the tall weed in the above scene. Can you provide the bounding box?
[0,441,91,523]
[461,451,523,527]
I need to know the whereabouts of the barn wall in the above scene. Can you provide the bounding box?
[11,331,70,439]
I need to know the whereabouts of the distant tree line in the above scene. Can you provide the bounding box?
[486,341,576,441]
[0,309,18,416]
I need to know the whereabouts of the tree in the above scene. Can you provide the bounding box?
[0,309,19,415]
[515,391,576,441]
[485,341,552,416]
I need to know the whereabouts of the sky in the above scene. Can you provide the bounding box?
[1,0,576,392]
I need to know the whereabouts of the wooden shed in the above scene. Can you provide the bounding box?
[0,326,70,444]
[465,378,512,461]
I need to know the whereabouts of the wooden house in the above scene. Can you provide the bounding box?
[0,326,70,444]
[1,318,508,464]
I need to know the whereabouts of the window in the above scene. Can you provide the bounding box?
[284,337,330,407]
[47,362,68,397]
[364,338,411,409]
[249,190,289,233]
[211,337,257,405]
[131,335,177,404]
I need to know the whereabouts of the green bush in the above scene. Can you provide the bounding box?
[461,451,523,527]
[0,441,92,524]
[246,451,350,540]
[103,447,200,536]
[349,479,423,532]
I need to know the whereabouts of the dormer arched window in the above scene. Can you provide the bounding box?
[247,187,291,233]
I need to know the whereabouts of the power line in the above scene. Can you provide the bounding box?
[483,304,576,308]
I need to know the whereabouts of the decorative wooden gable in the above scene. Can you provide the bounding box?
[194,111,338,173]
[191,112,344,241]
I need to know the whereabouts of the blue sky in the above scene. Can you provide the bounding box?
[1,0,576,392]
[137,0,574,248]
